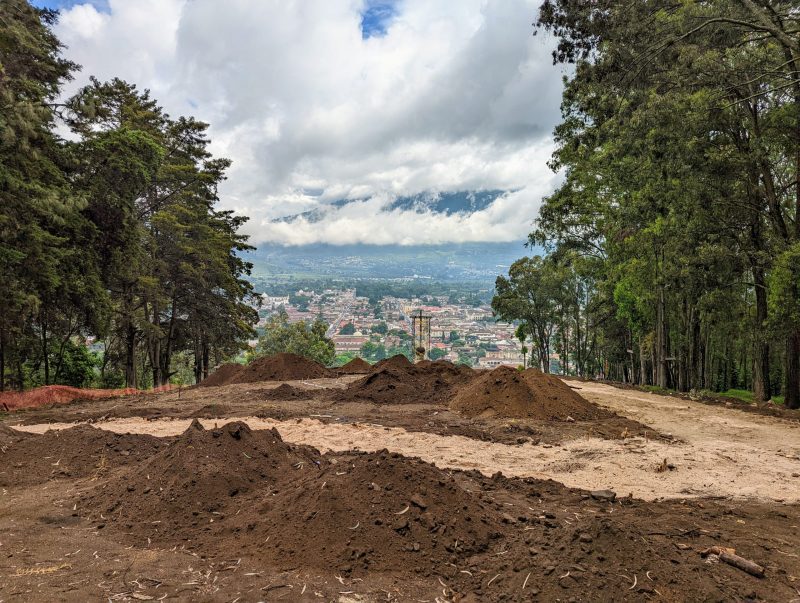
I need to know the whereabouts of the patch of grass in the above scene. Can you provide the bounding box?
[641,385,673,395]
[718,389,784,405]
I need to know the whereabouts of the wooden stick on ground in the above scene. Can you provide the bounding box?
[701,546,765,578]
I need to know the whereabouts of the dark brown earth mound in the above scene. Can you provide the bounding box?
[82,420,324,542]
[450,365,604,420]
[372,353,413,371]
[199,363,244,387]
[0,423,31,447]
[232,352,335,383]
[337,357,372,374]
[261,383,314,400]
[0,425,165,487]
[333,359,474,405]
[256,450,502,574]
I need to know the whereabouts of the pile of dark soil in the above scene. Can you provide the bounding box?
[372,354,413,371]
[450,365,605,420]
[256,450,502,574]
[82,420,325,541]
[261,383,314,401]
[0,425,164,487]
[232,353,335,383]
[333,359,474,405]
[199,363,244,387]
[337,357,372,374]
[82,423,501,575]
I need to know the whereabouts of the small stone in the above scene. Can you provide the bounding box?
[578,533,593,543]
[501,513,517,524]
[410,494,428,510]
[590,489,617,502]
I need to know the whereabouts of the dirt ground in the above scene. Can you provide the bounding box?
[7,376,665,445]
[1,374,799,601]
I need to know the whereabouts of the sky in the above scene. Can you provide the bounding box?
[35,0,567,246]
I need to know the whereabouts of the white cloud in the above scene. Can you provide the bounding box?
[53,0,566,245]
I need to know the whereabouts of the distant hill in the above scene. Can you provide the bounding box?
[271,190,510,224]
[247,241,538,285]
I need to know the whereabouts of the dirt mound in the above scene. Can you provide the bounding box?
[450,365,605,420]
[258,450,501,574]
[0,425,165,487]
[372,354,413,371]
[232,353,334,383]
[200,363,244,387]
[261,383,314,400]
[337,357,372,374]
[0,423,31,446]
[83,426,502,575]
[82,420,325,542]
[333,359,473,405]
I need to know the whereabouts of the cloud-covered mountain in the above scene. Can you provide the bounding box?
[45,0,566,246]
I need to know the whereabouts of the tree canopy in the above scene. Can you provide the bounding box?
[0,1,258,390]
[495,0,800,407]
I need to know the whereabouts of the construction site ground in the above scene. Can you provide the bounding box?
[1,373,799,601]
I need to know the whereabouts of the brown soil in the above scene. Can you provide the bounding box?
[82,420,324,543]
[333,359,473,405]
[372,353,413,371]
[5,421,791,602]
[0,424,165,487]
[337,356,372,374]
[0,422,30,446]
[261,383,314,400]
[565,377,800,421]
[199,362,244,387]
[232,352,335,383]
[451,366,605,420]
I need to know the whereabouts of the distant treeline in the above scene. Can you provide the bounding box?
[1,2,256,390]
[256,278,490,305]
[493,1,800,408]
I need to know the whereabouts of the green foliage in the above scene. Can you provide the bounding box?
[528,0,800,406]
[360,341,387,362]
[428,348,447,361]
[251,311,335,366]
[334,352,357,366]
[339,322,356,335]
[0,8,257,391]
[54,340,98,388]
[370,322,388,335]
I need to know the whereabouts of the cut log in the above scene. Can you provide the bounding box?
[701,546,764,578]
[718,551,765,578]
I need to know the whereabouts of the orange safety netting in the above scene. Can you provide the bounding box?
[0,384,173,412]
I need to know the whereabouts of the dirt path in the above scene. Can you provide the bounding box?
[17,380,800,502]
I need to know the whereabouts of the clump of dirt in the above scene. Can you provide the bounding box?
[337,357,372,374]
[258,450,502,575]
[82,420,325,541]
[232,353,335,383]
[450,365,605,420]
[372,354,413,371]
[333,360,473,405]
[0,425,165,487]
[261,383,314,401]
[200,363,244,387]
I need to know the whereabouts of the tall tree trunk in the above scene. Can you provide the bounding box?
[752,266,771,401]
[655,287,669,388]
[0,326,5,392]
[123,284,137,389]
[125,319,137,389]
[785,330,800,409]
[41,316,49,386]
[202,340,210,381]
